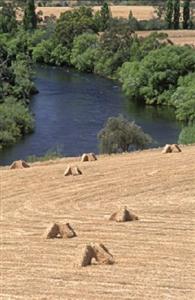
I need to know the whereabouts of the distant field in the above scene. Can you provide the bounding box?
[36,5,156,20]
[137,30,195,46]
[36,6,195,46]
[1,146,195,299]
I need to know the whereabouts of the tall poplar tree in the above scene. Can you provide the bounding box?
[23,0,37,31]
[100,2,111,31]
[165,0,174,29]
[173,0,180,29]
[183,0,190,29]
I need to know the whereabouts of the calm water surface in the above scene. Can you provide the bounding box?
[0,66,180,165]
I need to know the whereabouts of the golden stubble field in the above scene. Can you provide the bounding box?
[35,6,195,46]
[1,146,195,299]
[36,5,156,20]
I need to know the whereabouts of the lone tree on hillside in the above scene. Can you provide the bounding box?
[23,0,37,30]
[98,115,152,154]
[183,0,191,29]
[173,0,180,29]
[165,0,174,28]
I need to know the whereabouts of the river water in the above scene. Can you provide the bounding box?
[0,66,181,165]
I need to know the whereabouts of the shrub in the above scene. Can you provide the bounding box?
[70,33,98,72]
[98,115,152,154]
[171,73,195,124]
[118,45,195,106]
[0,97,34,149]
[178,125,195,144]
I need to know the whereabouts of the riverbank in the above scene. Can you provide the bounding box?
[0,65,180,166]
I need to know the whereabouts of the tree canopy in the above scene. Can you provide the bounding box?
[98,115,152,154]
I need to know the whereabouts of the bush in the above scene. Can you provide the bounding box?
[118,45,195,106]
[55,6,98,49]
[0,97,34,149]
[171,73,195,124]
[178,125,195,144]
[98,115,152,154]
[70,33,98,72]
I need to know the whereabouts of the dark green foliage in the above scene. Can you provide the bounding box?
[173,0,180,29]
[98,115,152,154]
[178,125,195,144]
[23,0,37,31]
[183,0,190,29]
[128,10,140,30]
[99,2,111,31]
[171,73,195,124]
[129,32,168,62]
[55,7,97,49]
[32,39,70,65]
[165,0,173,29]
[0,97,34,149]
[119,45,195,107]
[0,2,17,34]
[70,33,98,72]
[94,24,134,77]
[0,33,36,150]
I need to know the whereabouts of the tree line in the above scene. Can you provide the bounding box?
[165,0,191,29]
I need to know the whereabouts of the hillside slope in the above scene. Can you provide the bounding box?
[1,146,195,299]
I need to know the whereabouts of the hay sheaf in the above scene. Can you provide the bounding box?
[64,165,82,176]
[81,153,97,162]
[10,160,30,169]
[109,207,138,222]
[162,144,182,154]
[78,243,114,267]
[44,222,76,239]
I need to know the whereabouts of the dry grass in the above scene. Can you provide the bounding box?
[1,146,195,299]
[36,6,195,46]
[36,5,156,20]
[137,30,195,46]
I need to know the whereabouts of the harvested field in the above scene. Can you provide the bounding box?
[35,6,195,46]
[1,146,195,299]
[137,30,195,46]
[36,5,156,20]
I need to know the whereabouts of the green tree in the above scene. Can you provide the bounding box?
[0,97,34,149]
[23,0,37,31]
[183,0,190,29]
[98,115,152,154]
[118,45,195,106]
[0,1,17,33]
[70,33,98,72]
[173,0,180,29]
[55,7,97,49]
[94,25,133,77]
[171,73,195,124]
[99,2,111,31]
[165,0,173,29]
[178,125,195,144]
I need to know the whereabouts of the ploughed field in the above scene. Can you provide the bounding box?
[1,146,195,299]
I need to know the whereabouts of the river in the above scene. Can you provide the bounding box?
[0,65,181,165]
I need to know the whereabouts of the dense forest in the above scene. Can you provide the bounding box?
[0,0,195,151]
